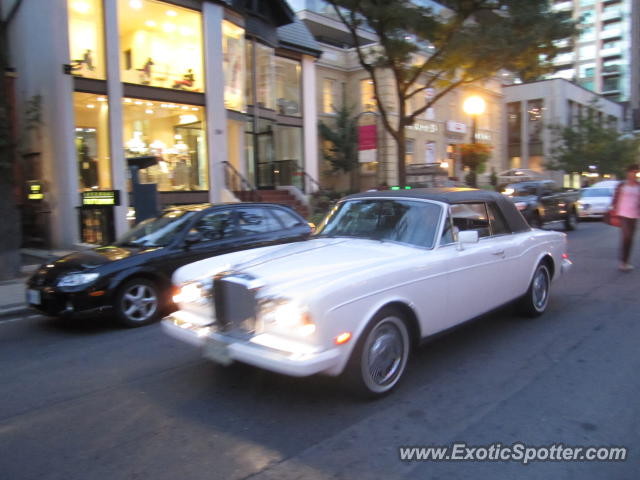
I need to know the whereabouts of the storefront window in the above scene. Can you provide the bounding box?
[67,0,106,79]
[275,57,301,116]
[223,21,245,112]
[123,98,208,191]
[361,79,376,112]
[323,78,337,114]
[73,93,111,190]
[118,0,203,92]
[256,43,275,110]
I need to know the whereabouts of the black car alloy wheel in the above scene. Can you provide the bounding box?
[115,278,160,327]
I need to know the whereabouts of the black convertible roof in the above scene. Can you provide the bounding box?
[345,188,531,233]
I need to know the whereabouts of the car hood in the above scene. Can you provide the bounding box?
[176,237,417,296]
[50,245,157,271]
[579,196,611,205]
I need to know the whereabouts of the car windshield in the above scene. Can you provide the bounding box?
[116,210,196,247]
[316,198,442,248]
[503,184,538,197]
[581,188,613,198]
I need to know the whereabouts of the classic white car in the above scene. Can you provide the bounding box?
[162,189,572,396]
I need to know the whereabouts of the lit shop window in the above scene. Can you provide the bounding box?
[322,78,337,114]
[74,93,112,190]
[256,43,276,110]
[223,20,246,112]
[123,98,208,191]
[360,79,376,112]
[118,0,204,92]
[275,57,301,116]
[67,0,106,79]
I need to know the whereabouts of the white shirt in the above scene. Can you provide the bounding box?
[617,183,640,219]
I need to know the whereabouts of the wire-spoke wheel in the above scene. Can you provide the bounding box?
[518,263,551,317]
[115,278,160,327]
[343,308,410,398]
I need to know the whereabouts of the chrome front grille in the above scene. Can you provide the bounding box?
[212,274,259,332]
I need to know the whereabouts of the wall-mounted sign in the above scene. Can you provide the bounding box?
[27,181,44,200]
[446,121,467,134]
[358,124,377,163]
[81,190,121,206]
[406,122,439,133]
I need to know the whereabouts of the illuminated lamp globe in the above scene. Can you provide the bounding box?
[463,96,486,116]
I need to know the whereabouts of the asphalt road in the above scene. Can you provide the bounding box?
[1,221,638,480]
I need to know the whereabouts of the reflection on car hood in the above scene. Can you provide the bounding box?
[51,245,153,271]
[176,237,417,297]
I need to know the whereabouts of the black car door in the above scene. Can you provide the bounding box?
[161,207,242,275]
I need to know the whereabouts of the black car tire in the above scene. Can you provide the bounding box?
[518,263,551,318]
[530,211,543,229]
[114,278,161,327]
[565,209,578,231]
[342,307,411,398]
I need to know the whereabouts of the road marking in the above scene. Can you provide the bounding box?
[0,314,42,325]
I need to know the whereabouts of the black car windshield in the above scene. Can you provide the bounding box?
[116,210,196,247]
[316,199,442,248]
[581,188,613,198]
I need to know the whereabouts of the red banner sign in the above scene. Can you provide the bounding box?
[358,124,377,151]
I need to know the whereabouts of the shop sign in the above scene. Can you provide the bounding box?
[446,121,467,134]
[406,122,439,133]
[81,190,121,206]
[27,181,44,201]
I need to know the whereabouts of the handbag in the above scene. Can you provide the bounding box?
[604,210,620,227]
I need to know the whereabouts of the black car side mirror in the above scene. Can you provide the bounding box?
[184,230,203,246]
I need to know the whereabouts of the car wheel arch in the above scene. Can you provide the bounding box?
[110,270,170,298]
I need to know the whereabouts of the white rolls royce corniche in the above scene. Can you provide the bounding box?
[162,189,572,397]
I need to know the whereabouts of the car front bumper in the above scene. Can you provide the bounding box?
[25,285,112,317]
[561,257,572,276]
[162,313,342,377]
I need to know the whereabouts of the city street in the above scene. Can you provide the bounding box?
[1,220,638,480]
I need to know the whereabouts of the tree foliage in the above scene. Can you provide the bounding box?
[326,0,576,185]
[547,111,640,177]
[318,104,360,190]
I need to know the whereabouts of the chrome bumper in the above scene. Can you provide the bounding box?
[561,257,573,275]
[162,314,341,377]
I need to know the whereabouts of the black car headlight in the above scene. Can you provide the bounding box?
[57,272,100,287]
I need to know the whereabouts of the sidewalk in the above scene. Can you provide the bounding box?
[0,249,75,320]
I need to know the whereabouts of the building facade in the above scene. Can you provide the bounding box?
[549,0,638,126]
[504,78,624,186]
[292,1,505,190]
[5,0,321,248]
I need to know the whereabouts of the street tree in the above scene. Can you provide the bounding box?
[325,0,576,185]
[0,0,25,280]
[547,110,640,178]
[319,104,360,191]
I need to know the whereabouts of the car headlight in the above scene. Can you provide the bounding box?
[57,272,100,287]
[259,298,316,337]
[514,201,528,211]
[172,279,212,305]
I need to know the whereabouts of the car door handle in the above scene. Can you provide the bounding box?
[492,250,505,256]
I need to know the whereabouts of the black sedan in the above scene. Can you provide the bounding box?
[26,203,312,327]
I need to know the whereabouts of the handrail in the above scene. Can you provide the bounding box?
[256,159,322,194]
[222,161,262,202]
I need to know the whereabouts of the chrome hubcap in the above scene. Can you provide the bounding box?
[532,268,549,310]
[122,284,157,322]
[366,322,404,386]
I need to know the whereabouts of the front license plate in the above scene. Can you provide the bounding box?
[27,289,41,305]
[203,338,232,365]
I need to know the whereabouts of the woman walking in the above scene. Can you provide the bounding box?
[611,164,640,271]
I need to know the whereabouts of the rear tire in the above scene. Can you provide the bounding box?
[530,212,543,229]
[114,278,161,327]
[518,263,551,317]
[342,308,411,398]
[565,209,578,231]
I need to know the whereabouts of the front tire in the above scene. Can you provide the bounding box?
[518,263,551,317]
[342,308,411,398]
[115,278,161,327]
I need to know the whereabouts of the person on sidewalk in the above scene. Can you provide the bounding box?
[611,164,640,271]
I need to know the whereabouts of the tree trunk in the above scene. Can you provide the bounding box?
[396,127,406,187]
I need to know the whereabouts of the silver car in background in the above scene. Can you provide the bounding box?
[577,186,617,219]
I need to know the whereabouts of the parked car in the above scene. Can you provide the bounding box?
[162,189,572,397]
[501,180,579,230]
[577,186,617,219]
[26,203,312,327]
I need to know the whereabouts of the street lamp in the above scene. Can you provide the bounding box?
[463,95,486,144]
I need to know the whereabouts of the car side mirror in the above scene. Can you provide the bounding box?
[184,230,203,246]
[457,230,479,251]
